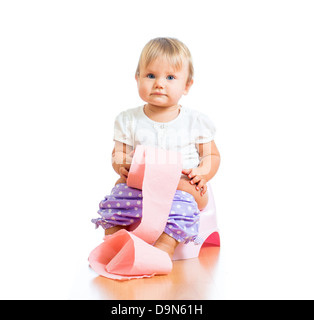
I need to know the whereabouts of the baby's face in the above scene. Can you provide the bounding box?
[136,56,193,109]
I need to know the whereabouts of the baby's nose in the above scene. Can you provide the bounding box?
[154,78,165,88]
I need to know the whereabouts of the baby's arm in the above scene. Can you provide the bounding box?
[111,141,134,180]
[182,141,220,196]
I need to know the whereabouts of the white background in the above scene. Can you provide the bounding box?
[1,0,314,299]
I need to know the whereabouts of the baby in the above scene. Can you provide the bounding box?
[92,37,220,258]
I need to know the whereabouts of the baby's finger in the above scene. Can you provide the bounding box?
[123,167,129,177]
[200,184,207,196]
[188,170,198,179]
[190,175,201,185]
[197,179,205,189]
[182,168,192,176]
[195,180,205,192]
[119,166,129,178]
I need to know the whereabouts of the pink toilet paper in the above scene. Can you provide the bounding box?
[88,145,183,280]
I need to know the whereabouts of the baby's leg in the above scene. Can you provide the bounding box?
[105,225,126,235]
[102,178,130,236]
[154,233,179,259]
[92,182,201,259]
[177,176,209,210]
[91,183,143,234]
[154,186,202,259]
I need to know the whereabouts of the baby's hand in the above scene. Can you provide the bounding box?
[182,168,208,196]
[126,149,135,165]
[119,150,135,180]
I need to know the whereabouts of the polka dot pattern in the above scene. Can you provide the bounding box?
[91,183,200,244]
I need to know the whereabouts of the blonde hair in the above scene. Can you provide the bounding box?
[136,37,194,83]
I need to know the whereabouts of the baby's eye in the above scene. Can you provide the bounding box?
[147,73,155,79]
[167,75,175,80]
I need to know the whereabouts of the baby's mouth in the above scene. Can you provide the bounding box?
[151,92,166,96]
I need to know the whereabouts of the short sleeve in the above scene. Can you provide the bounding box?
[113,111,134,146]
[194,113,216,144]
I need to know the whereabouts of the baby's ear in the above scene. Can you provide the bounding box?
[135,73,140,89]
[184,79,194,95]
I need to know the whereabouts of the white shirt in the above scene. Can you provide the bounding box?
[113,105,216,169]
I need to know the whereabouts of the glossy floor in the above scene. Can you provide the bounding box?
[70,243,223,300]
[69,216,314,300]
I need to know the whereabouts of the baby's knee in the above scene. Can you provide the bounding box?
[177,177,208,210]
[196,191,208,211]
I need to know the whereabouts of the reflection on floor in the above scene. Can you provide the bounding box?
[70,243,223,300]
